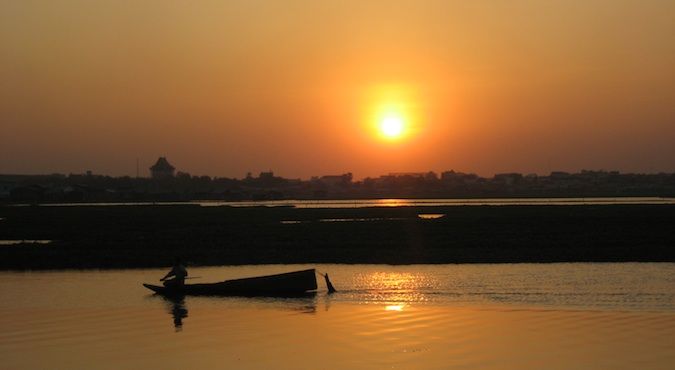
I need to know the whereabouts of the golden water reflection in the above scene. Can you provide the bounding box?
[4,301,673,370]
[3,264,675,369]
[355,271,437,304]
[375,199,410,207]
[417,213,445,219]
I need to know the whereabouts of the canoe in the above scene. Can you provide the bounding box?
[143,268,318,297]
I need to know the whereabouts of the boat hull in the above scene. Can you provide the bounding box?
[143,269,318,297]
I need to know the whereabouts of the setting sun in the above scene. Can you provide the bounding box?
[380,115,405,139]
[364,83,422,143]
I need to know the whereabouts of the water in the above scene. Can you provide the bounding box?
[1,263,674,369]
[12,196,675,208]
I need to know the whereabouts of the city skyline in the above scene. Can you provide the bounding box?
[3,155,675,182]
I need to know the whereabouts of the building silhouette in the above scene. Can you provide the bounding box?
[150,157,175,179]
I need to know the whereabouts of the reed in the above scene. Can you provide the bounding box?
[0,204,673,269]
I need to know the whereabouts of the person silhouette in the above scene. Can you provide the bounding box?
[160,258,188,289]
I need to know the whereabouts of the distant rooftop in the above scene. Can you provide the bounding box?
[150,157,175,171]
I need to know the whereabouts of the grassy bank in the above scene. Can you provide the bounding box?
[0,204,674,269]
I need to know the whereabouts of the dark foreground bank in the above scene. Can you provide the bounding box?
[0,204,674,269]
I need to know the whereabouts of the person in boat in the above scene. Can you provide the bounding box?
[160,258,188,288]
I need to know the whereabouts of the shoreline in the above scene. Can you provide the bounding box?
[1,204,674,270]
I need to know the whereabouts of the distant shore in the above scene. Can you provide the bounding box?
[1,204,674,270]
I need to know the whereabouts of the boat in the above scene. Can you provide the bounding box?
[143,268,318,297]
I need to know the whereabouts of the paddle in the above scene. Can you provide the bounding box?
[315,270,337,293]
[159,276,201,282]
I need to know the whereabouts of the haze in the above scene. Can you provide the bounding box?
[1,0,674,179]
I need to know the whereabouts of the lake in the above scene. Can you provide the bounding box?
[1,263,674,369]
[14,196,675,208]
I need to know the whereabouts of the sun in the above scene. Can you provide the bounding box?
[364,83,420,142]
[379,115,405,139]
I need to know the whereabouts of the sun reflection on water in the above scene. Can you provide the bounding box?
[418,213,445,220]
[354,271,437,305]
[385,304,404,311]
[375,199,410,207]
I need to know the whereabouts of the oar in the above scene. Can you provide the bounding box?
[324,273,337,293]
[159,276,202,282]
[315,271,337,293]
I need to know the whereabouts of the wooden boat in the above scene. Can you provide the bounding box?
[143,268,318,297]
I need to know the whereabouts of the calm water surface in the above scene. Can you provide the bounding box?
[1,263,674,369]
[17,196,675,208]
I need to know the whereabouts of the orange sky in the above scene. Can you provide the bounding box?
[1,1,674,179]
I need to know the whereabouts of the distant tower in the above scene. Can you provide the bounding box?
[149,157,176,179]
